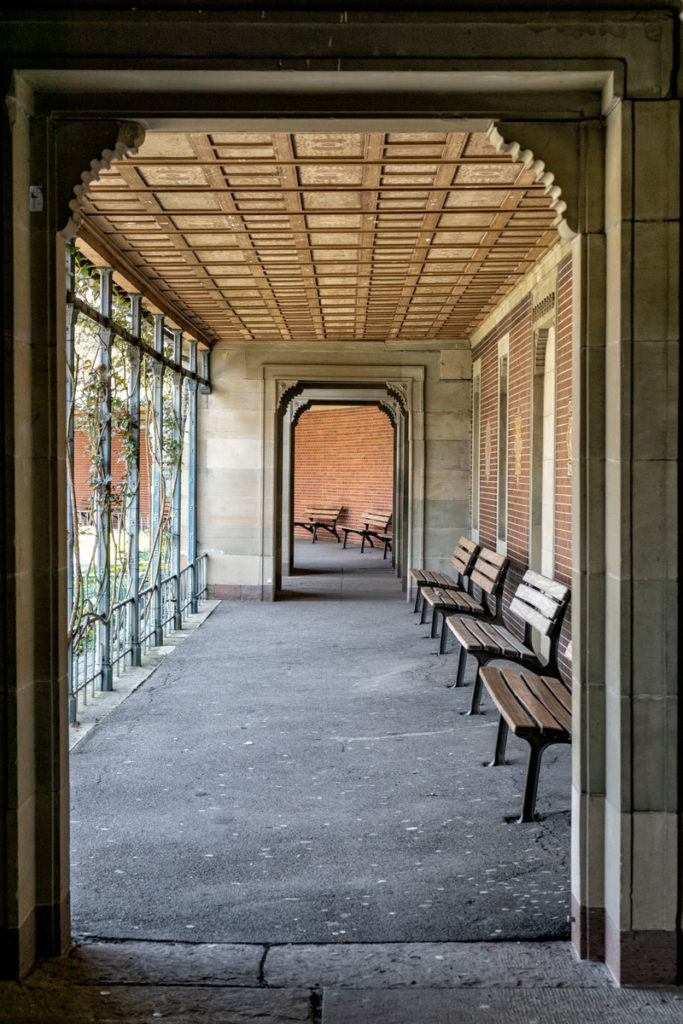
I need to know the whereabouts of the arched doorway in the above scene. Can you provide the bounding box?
[3,31,679,983]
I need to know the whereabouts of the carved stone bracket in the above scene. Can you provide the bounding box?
[276,379,302,412]
[532,291,556,324]
[63,121,146,238]
[385,380,409,411]
[377,400,399,426]
[487,124,575,240]
[290,398,312,425]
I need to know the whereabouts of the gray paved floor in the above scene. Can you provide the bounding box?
[3,939,683,1022]
[4,543,682,1021]
[69,540,571,944]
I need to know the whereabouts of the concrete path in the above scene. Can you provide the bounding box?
[3,939,683,1022]
[69,540,570,944]
[4,544,682,1020]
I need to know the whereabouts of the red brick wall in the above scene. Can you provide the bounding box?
[293,405,394,543]
[553,254,574,680]
[554,254,573,587]
[74,427,151,522]
[471,258,573,681]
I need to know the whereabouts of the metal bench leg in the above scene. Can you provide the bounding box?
[430,607,441,639]
[511,737,552,824]
[486,716,509,767]
[465,665,484,713]
[419,597,430,625]
[438,617,450,655]
[447,644,468,689]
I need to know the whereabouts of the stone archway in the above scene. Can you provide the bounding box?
[2,25,680,982]
[264,365,423,599]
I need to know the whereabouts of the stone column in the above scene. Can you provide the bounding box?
[2,87,72,976]
[601,99,680,986]
[570,123,608,965]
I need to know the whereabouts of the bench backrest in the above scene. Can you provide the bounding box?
[361,510,392,531]
[305,506,342,522]
[450,536,480,581]
[510,570,570,639]
[469,547,509,597]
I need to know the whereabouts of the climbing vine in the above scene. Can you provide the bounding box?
[66,249,188,662]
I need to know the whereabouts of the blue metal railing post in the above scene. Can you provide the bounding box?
[66,248,79,723]
[150,314,165,647]
[187,340,199,613]
[171,328,183,630]
[128,294,143,666]
[96,267,114,691]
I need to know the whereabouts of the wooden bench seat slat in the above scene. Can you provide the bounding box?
[530,675,572,733]
[505,671,568,736]
[448,618,531,659]
[483,672,539,733]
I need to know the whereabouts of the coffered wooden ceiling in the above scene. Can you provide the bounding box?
[78,130,560,346]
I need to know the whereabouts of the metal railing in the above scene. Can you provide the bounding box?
[68,553,208,723]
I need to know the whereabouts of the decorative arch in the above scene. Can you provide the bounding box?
[263,364,425,598]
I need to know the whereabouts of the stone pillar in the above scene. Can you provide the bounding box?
[2,87,72,977]
[600,99,680,986]
[570,123,608,965]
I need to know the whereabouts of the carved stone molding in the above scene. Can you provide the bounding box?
[290,398,312,425]
[488,124,574,240]
[386,380,409,411]
[532,291,556,325]
[276,379,302,411]
[63,121,146,238]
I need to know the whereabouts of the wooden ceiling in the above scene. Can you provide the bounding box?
[78,130,560,346]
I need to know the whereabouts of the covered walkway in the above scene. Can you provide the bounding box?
[70,541,569,945]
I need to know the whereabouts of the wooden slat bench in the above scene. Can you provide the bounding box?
[342,510,392,553]
[479,666,571,823]
[293,505,343,543]
[419,548,509,653]
[409,537,480,614]
[444,570,570,715]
